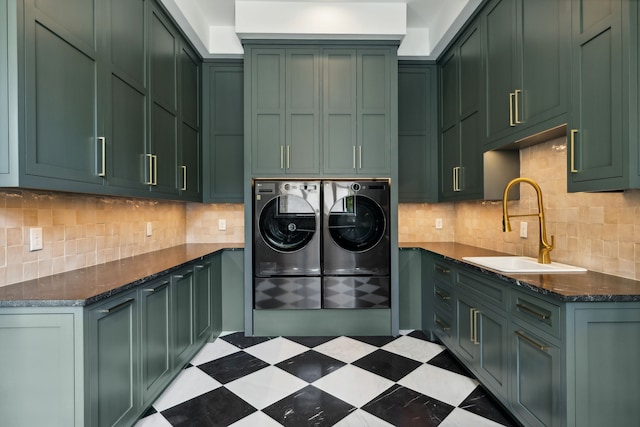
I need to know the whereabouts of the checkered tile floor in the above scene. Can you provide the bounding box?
[135,331,520,426]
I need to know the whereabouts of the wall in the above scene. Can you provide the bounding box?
[404,136,640,281]
[0,190,186,287]
[186,203,244,243]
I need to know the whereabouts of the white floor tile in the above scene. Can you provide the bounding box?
[190,338,240,365]
[313,336,378,363]
[133,412,173,427]
[225,366,308,410]
[439,407,506,427]
[152,366,221,412]
[333,409,395,426]
[243,337,310,365]
[312,365,395,408]
[382,335,445,362]
[398,364,479,407]
[229,410,283,427]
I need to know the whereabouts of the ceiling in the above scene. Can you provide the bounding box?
[160,0,484,60]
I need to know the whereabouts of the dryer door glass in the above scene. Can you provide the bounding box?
[258,195,317,252]
[327,195,386,252]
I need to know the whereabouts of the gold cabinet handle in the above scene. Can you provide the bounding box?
[286,145,290,169]
[280,145,284,169]
[97,137,106,177]
[145,154,154,185]
[469,308,479,343]
[152,155,158,185]
[434,264,450,274]
[473,308,480,344]
[514,89,522,124]
[358,145,362,169]
[515,330,549,352]
[509,92,516,126]
[181,165,187,191]
[435,290,450,301]
[516,303,549,320]
[99,298,134,313]
[352,145,357,169]
[143,281,170,292]
[570,129,578,173]
[435,318,451,332]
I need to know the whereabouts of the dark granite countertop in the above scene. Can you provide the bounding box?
[401,242,640,302]
[0,243,243,308]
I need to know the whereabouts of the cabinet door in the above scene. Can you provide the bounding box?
[22,0,103,188]
[250,48,286,175]
[103,0,148,194]
[194,259,213,343]
[484,0,518,143]
[323,49,357,175]
[439,51,460,200]
[87,291,139,427]
[139,278,172,407]
[476,303,509,397]
[568,0,625,191]
[172,269,194,368]
[285,49,321,174]
[149,6,178,196]
[399,249,422,330]
[398,64,437,202]
[456,293,480,364]
[1,0,12,183]
[204,62,244,202]
[511,324,561,427]
[179,45,201,200]
[357,49,392,175]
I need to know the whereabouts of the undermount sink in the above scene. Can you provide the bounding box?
[462,256,587,273]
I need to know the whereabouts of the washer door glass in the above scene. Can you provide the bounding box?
[328,195,386,252]
[259,195,317,252]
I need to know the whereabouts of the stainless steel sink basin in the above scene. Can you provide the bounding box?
[462,256,587,273]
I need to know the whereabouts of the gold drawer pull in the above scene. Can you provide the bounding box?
[99,298,134,313]
[435,318,451,332]
[516,303,549,320]
[515,330,549,352]
[435,290,450,301]
[143,281,169,292]
[435,265,450,274]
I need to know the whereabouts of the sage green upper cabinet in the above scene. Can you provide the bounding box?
[203,61,244,202]
[324,48,393,176]
[178,45,202,201]
[20,0,104,191]
[1,0,15,183]
[568,0,640,192]
[483,0,570,149]
[249,48,320,175]
[439,23,484,201]
[398,63,437,202]
[103,0,148,194]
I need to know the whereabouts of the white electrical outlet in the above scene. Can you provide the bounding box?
[146,222,152,237]
[29,227,43,251]
[435,218,443,230]
[520,221,528,238]
[219,219,227,231]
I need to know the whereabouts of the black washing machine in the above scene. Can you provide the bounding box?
[254,180,321,309]
[322,180,390,308]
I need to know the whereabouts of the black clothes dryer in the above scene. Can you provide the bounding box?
[253,180,322,309]
[322,180,390,308]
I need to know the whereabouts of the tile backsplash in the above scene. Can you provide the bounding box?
[2,135,640,286]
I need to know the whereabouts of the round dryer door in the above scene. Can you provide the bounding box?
[258,195,317,252]
[327,195,386,252]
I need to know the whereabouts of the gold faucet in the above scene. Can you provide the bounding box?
[502,177,554,264]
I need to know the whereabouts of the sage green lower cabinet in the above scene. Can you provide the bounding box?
[86,290,140,427]
[422,251,640,427]
[139,278,172,408]
[399,248,423,330]
[172,267,195,368]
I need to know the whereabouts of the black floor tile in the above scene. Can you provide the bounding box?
[427,349,474,378]
[459,386,522,427]
[283,336,338,348]
[161,387,256,427]
[352,348,422,381]
[220,332,274,349]
[198,351,269,384]
[349,335,399,347]
[262,384,356,426]
[407,329,433,342]
[362,384,455,427]
[275,350,346,383]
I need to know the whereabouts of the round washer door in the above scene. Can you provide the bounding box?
[258,195,317,253]
[327,194,386,252]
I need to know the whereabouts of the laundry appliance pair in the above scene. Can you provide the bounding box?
[253,179,390,310]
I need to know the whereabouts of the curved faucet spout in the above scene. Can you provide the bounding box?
[502,177,554,264]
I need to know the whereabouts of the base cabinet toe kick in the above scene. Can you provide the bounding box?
[422,253,640,427]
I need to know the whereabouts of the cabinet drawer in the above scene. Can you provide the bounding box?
[433,282,453,313]
[433,308,454,345]
[456,268,508,311]
[433,260,454,284]
[511,289,561,339]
